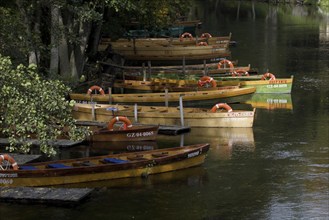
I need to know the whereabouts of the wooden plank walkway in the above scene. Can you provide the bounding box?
[0,187,94,205]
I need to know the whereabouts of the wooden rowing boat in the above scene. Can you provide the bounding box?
[72,103,256,128]
[113,79,240,92]
[121,64,252,78]
[98,60,253,80]
[217,75,294,94]
[98,33,232,51]
[0,143,209,187]
[89,118,159,142]
[109,43,231,61]
[112,73,293,94]
[69,86,256,103]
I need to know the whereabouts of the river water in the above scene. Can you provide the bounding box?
[2,1,329,220]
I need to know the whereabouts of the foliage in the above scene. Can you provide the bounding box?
[98,0,192,38]
[0,54,89,156]
[319,0,329,7]
[0,6,29,66]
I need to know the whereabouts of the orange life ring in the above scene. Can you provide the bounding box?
[198,76,217,88]
[200,33,212,38]
[108,116,133,131]
[217,59,235,70]
[87,85,105,95]
[0,154,19,170]
[197,42,208,46]
[261,72,276,80]
[232,70,250,77]
[179,32,194,41]
[210,103,233,113]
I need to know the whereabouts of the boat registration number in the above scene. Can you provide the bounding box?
[127,131,154,138]
[228,112,254,117]
[266,84,288,88]
[188,150,201,158]
[0,173,17,185]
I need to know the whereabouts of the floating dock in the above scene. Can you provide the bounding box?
[0,187,94,205]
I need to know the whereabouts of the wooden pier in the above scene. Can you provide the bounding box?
[0,187,94,205]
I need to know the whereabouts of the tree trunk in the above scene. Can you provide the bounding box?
[58,9,71,79]
[16,0,40,66]
[49,4,59,77]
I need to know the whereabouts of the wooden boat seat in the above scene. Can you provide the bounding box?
[47,163,72,169]
[127,155,147,161]
[100,158,129,164]
[19,166,38,170]
[72,161,95,167]
[106,107,119,112]
[152,152,169,158]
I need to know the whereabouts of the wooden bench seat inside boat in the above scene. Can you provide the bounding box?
[152,152,169,158]
[72,161,95,167]
[19,166,38,170]
[47,163,72,169]
[127,155,147,161]
[100,158,129,164]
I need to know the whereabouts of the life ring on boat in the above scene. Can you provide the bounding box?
[87,85,105,95]
[197,42,208,46]
[217,59,234,70]
[210,103,233,113]
[0,154,19,170]
[198,76,217,88]
[200,33,212,38]
[179,32,194,41]
[232,70,249,77]
[108,116,133,131]
[261,72,276,80]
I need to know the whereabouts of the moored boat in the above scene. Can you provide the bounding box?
[69,85,256,103]
[109,42,231,61]
[217,74,294,94]
[113,73,293,94]
[0,143,210,187]
[89,116,159,142]
[113,79,240,92]
[72,102,256,128]
[98,32,232,51]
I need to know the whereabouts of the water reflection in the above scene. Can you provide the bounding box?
[180,127,255,160]
[58,141,158,159]
[158,128,255,161]
[66,166,208,189]
[243,93,293,110]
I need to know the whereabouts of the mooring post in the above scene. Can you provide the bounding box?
[182,57,186,74]
[91,102,95,121]
[179,95,184,126]
[203,60,207,75]
[108,87,112,104]
[147,61,151,79]
[134,103,138,123]
[133,38,136,55]
[142,62,146,81]
[165,89,169,107]
[180,133,184,147]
